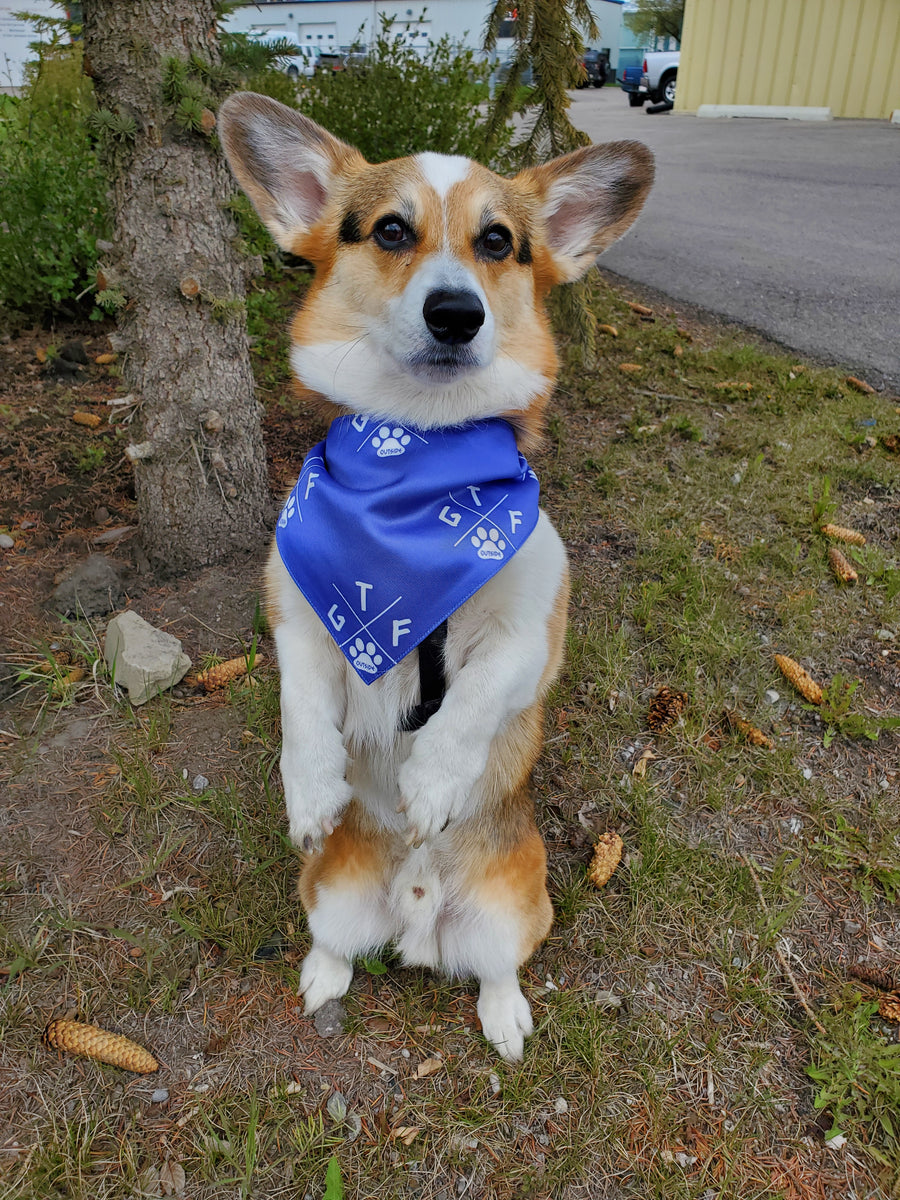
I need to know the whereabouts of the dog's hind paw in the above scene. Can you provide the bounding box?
[299,944,354,1014]
[477,978,534,1063]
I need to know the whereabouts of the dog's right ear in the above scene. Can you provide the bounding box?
[219,93,363,251]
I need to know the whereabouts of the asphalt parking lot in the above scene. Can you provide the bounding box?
[568,87,900,391]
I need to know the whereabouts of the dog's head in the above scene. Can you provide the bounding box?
[220,94,653,446]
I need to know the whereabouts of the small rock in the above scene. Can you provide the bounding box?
[554,1097,569,1115]
[488,1072,500,1095]
[192,774,210,793]
[92,525,135,545]
[313,998,346,1038]
[800,766,813,781]
[59,339,89,365]
[0,533,14,550]
[93,506,110,525]
[594,990,624,1010]
[783,816,803,835]
[764,689,780,704]
[150,1088,169,1104]
[104,610,191,705]
[875,629,896,641]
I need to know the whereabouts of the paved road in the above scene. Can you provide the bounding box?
[569,88,900,392]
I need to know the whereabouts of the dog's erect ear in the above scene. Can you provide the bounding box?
[519,141,654,283]
[219,93,363,250]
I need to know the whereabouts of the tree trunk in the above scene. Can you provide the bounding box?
[81,0,268,575]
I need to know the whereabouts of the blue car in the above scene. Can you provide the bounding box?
[619,63,646,106]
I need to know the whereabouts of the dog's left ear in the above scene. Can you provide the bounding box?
[219,92,363,251]
[520,141,654,283]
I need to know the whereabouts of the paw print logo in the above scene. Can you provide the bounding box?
[371,426,411,457]
[278,491,297,529]
[349,638,383,675]
[471,527,506,560]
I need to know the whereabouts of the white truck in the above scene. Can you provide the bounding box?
[639,49,680,107]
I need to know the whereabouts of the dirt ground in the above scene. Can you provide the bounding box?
[2,292,899,1200]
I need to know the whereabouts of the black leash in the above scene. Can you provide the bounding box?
[399,620,448,732]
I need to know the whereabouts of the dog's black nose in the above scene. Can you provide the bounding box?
[423,289,485,345]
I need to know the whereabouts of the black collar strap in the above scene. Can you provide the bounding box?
[399,620,448,732]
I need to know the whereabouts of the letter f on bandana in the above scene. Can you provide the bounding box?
[276,417,540,683]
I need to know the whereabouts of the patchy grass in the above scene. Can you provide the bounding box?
[1,271,899,1199]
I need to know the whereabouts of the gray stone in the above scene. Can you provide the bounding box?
[192,774,210,793]
[150,1088,169,1104]
[0,533,14,550]
[52,553,124,616]
[764,689,780,704]
[105,610,191,705]
[313,998,346,1038]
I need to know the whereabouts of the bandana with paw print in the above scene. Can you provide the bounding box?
[275,415,540,683]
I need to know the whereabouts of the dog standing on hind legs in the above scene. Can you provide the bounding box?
[220,93,653,1061]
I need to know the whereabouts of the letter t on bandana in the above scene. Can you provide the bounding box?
[275,416,540,683]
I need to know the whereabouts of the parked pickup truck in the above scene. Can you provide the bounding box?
[639,49,679,106]
[619,63,646,106]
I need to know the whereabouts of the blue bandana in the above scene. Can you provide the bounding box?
[275,415,540,683]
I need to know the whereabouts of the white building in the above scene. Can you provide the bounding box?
[0,0,59,91]
[224,1,629,68]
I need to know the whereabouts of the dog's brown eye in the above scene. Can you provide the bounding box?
[478,225,513,261]
[374,216,412,250]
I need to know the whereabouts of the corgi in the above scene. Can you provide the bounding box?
[220,93,653,1061]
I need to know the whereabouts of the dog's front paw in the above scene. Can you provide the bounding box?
[477,979,534,1063]
[397,754,472,846]
[282,762,353,853]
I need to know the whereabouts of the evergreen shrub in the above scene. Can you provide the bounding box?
[0,45,108,317]
[297,19,509,166]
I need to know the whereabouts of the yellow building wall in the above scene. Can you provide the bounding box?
[678,0,900,119]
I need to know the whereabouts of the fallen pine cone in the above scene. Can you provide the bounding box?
[882,433,900,454]
[847,962,899,993]
[673,344,684,357]
[647,686,688,733]
[820,523,866,546]
[588,832,623,888]
[724,709,773,750]
[878,995,900,1023]
[713,381,752,391]
[845,375,875,394]
[774,654,823,705]
[827,546,858,584]
[43,1019,158,1073]
[618,362,642,373]
[598,324,618,337]
[196,654,263,692]
[72,411,101,429]
[626,301,653,316]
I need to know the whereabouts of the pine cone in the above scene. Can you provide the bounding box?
[847,962,899,993]
[723,710,773,749]
[878,995,900,1023]
[774,655,823,705]
[820,523,866,547]
[43,1019,158,1073]
[647,686,688,733]
[196,654,263,692]
[827,546,858,584]
[588,833,623,888]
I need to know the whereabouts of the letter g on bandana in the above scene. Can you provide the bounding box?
[275,416,540,683]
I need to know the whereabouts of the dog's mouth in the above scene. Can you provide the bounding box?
[405,346,480,381]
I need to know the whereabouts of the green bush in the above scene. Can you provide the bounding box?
[297,20,508,166]
[0,45,108,317]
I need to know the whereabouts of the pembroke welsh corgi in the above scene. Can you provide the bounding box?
[220,93,653,1061]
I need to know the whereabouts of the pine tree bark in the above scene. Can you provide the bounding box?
[81,0,268,575]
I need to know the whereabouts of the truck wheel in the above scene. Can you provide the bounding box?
[661,72,676,106]
[628,93,645,107]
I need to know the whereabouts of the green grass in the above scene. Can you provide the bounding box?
[2,275,899,1199]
